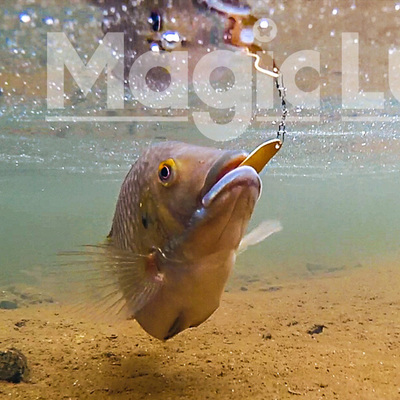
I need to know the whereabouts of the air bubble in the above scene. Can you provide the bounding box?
[43,16,54,26]
[19,12,31,23]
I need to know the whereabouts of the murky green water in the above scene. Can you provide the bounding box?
[1,0,400,292]
[2,129,399,286]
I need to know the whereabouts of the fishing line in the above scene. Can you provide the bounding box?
[275,72,287,144]
[245,47,287,146]
[237,50,287,170]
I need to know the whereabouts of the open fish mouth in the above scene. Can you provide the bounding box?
[201,152,259,208]
[202,165,261,207]
[201,139,282,208]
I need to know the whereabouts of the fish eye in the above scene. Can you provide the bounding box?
[158,159,176,186]
[159,165,170,180]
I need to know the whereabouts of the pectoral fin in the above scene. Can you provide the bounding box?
[237,220,282,254]
[52,244,164,323]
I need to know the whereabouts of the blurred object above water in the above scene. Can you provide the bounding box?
[92,0,254,51]
[91,0,226,71]
[87,0,400,97]
[89,0,272,92]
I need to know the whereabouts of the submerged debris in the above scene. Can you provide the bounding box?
[287,387,303,396]
[306,263,345,275]
[1,286,54,307]
[0,348,29,383]
[306,263,328,274]
[259,286,282,292]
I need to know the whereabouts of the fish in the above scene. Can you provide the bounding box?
[64,139,282,341]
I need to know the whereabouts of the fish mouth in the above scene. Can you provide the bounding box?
[201,152,261,208]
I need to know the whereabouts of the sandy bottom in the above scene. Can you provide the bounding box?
[0,264,399,400]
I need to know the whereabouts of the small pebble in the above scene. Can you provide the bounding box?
[262,333,272,340]
[14,319,29,328]
[106,334,118,340]
[307,324,327,335]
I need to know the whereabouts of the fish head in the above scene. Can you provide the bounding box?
[118,141,262,261]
